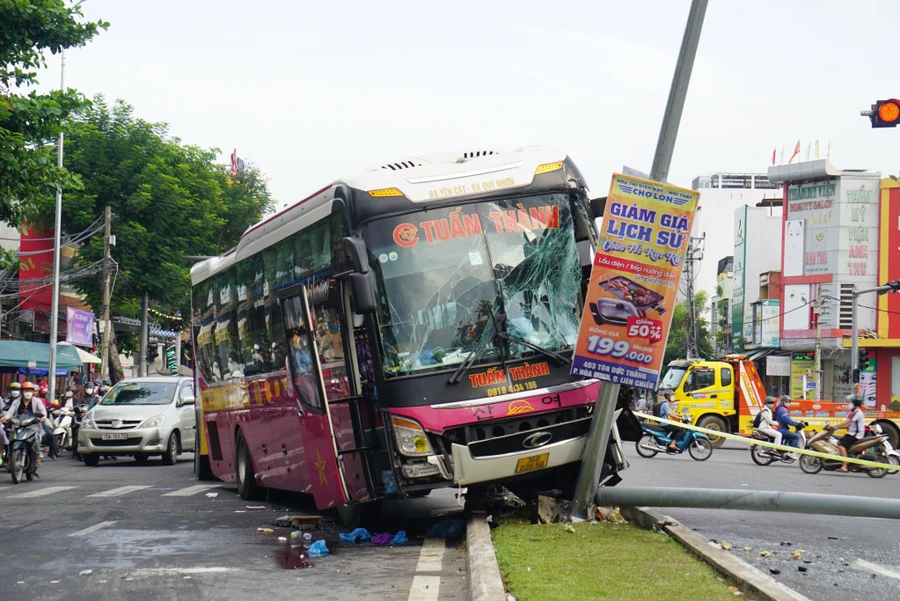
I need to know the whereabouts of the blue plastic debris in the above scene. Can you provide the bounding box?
[391,530,408,544]
[382,470,398,495]
[308,539,330,557]
[427,519,466,539]
[339,528,373,543]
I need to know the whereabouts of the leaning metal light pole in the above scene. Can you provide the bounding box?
[47,0,88,405]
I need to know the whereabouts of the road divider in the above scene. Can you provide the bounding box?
[634,412,899,471]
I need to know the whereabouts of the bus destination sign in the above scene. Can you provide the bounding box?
[571,173,700,390]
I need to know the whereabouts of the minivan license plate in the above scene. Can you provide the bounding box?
[101,433,128,441]
[515,452,549,474]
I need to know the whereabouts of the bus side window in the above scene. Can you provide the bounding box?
[282,294,323,411]
[308,280,351,402]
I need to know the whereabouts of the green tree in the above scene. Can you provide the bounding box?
[663,291,714,367]
[0,1,106,243]
[37,98,273,377]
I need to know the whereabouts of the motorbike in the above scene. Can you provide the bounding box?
[800,423,890,478]
[867,422,900,475]
[750,423,808,466]
[53,406,76,453]
[7,413,41,483]
[635,417,713,461]
[70,403,89,459]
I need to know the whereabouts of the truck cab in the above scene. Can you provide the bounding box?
[659,359,742,447]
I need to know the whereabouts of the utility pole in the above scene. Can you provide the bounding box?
[140,294,149,377]
[813,285,822,400]
[571,0,708,521]
[100,205,112,379]
[682,234,705,359]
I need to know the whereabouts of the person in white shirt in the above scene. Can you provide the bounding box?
[756,396,782,448]
[834,394,866,473]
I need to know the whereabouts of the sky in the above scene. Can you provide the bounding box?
[31,0,900,297]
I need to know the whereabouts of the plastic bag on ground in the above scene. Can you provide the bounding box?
[427,519,465,539]
[339,528,373,543]
[391,530,408,544]
[371,532,394,545]
[308,540,329,557]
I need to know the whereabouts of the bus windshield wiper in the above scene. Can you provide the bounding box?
[497,332,570,366]
[447,309,503,385]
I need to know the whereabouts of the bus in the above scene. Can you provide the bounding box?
[190,146,635,525]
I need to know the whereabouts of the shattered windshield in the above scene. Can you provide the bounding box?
[362,193,580,377]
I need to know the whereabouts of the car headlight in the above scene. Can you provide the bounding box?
[81,414,96,429]
[139,414,166,429]
[391,416,434,457]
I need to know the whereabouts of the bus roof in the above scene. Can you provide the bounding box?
[190,145,572,285]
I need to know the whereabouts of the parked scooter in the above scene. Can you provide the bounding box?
[635,417,713,461]
[800,423,890,478]
[750,423,808,466]
[53,406,76,453]
[7,413,41,483]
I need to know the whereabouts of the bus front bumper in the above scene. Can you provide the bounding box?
[449,435,587,486]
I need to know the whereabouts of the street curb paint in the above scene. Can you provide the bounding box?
[466,515,506,601]
[635,412,899,471]
[621,507,812,601]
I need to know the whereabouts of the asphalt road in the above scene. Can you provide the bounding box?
[0,454,467,601]
[622,441,900,601]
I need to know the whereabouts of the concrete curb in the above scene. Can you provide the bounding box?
[466,515,506,601]
[620,506,812,601]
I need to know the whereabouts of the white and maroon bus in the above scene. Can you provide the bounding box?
[190,146,635,525]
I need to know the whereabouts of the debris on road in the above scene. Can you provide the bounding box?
[564,524,576,533]
[769,568,781,575]
[760,551,772,557]
[427,518,466,539]
[339,528,372,543]
[257,528,274,534]
[291,515,323,529]
[308,540,329,557]
[79,569,93,576]
[278,536,288,542]
[742,546,752,551]
[205,492,218,498]
[246,505,266,510]
[720,541,733,550]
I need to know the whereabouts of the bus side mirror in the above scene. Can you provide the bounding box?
[350,272,377,314]
[589,196,607,219]
[342,237,369,274]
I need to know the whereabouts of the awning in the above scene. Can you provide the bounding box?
[746,349,774,362]
[59,342,101,364]
[0,341,83,370]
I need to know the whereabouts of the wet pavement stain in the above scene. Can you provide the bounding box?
[275,545,313,569]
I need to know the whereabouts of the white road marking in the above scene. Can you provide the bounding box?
[161,484,221,497]
[87,485,152,498]
[8,486,77,498]
[853,559,900,581]
[415,538,445,572]
[69,521,118,537]
[407,575,441,601]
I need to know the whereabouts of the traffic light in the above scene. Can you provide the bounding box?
[864,99,900,128]
[859,349,871,371]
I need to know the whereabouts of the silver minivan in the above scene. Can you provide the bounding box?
[77,377,196,466]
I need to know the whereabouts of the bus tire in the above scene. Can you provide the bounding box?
[337,499,383,529]
[875,420,899,450]
[696,415,728,448]
[195,450,215,481]
[235,430,263,500]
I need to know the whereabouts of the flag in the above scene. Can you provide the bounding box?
[805,142,811,160]
[771,147,776,165]
[815,139,820,159]
[230,148,237,176]
[780,146,784,164]
[788,140,800,164]
[827,140,831,159]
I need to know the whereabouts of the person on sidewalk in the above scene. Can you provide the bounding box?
[756,396,783,450]
[774,395,802,454]
[833,394,866,473]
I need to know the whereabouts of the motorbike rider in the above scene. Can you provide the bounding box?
[657,390,686,453]
[774,395,802,454]
[61,385,77,408]
[82,381,101,408]
[0,381,20,465]
[833,394,866,473]
[1,381,48,461]
[757,396,783,450]
[98,379,111,396]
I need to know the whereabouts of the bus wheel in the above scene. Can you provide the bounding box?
[337,500,383,529]
[696,416,728,448]
[235,430,263,500]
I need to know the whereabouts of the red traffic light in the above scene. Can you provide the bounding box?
[868,99,900,128]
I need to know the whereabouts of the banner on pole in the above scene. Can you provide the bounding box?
[66,307,95,347]
[571,174,699,390]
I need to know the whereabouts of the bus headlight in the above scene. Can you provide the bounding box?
[391,416,435,457]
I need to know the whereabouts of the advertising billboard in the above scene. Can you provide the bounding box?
[66,307,95,347]
[571,174,699,390]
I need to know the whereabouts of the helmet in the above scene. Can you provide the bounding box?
[779,395,791,407]
[102,379,111,386]
[39,382,48,393]
[21,381,36,390]
[765,396,775,406]
[847,394,863,407]
[8,382,20,390]
[66,385,77,392]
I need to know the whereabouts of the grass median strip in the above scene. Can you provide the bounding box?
[493,518,742,601]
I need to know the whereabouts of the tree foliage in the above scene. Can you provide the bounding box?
[663,291,714,367]
[0,0,107,231]
[37,97,274,322]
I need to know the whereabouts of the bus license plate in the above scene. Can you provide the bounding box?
[101,433,128,441]
[515,453,549,474]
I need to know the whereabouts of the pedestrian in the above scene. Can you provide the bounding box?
[634,394,648,414]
